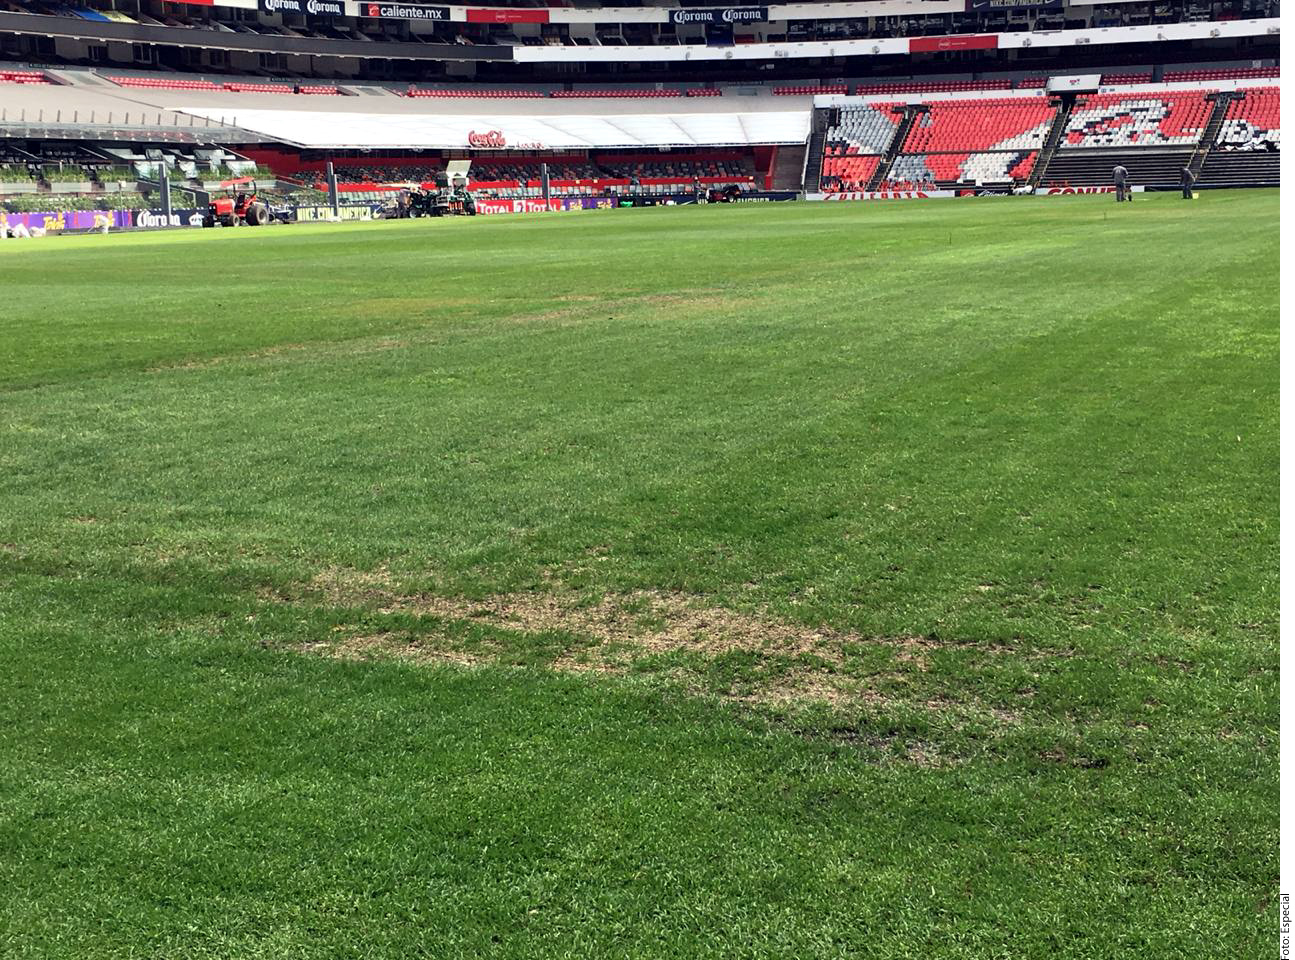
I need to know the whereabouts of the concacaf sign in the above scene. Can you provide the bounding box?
[1043,185,1146,195]
[807,190,957,201]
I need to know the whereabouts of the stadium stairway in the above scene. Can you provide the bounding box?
[866,107,918,190]
[803,128,826,193]
[1039,147,1196,189]
[1028,99,1073,189]
[1186,93,1237,179]
[1197,150,1279,187]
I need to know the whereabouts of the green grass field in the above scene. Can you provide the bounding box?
[0,191,1278,958]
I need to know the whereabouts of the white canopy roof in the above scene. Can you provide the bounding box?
[174,106,810,149]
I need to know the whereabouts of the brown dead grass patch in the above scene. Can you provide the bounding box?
[285,566,1054,730]
[302,565,935,668]
[309,563,399,606]
[152,289,739,376]
[405,589,844,658]
[501,292,737,331]
[344,296,481,318]
[156,334,416,374]
[305,631,485,668]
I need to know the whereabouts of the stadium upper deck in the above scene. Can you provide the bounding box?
[0,61,1273,149]
[0,0,1278,82]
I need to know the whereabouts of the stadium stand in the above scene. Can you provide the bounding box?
[551,89,683,99]
[686,89,724,98]
[224,82,295,95]
[774,85,849,97]
[109,75,339,95]
[825,104,903,156]
[1039,149,1193,188]
[597,154,752,181]
[861,97,1057,186]
[108,76,224,92]
[325,164,444,186]
[1215,86,1280,150]
[901,99,1056,154]
[468,158,603,182]
[1100,72,1155,84]
[1163,65,1279,82]
[0,69,50,85]
[295,152,757,193]
[1062,91,1212,147]
[889,151,1036,186]
[1040,89,1220,189]
[853,79,1012,95]
[1198,148,1279,187]
[819,155,882,193]
[1040,85,1235,188]
[407,88,545,99]
[819,103,900,191]
[1,0,1278,63]
[1199,86,1279,186]
[225,82,341,95]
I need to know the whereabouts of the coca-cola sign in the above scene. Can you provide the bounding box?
[465,8,549,22]
[467,130,506,148]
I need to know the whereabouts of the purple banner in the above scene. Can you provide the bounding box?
[475,196,617,215]
[3,210,135,232]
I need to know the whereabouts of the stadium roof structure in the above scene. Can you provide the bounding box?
[147,106,811,150]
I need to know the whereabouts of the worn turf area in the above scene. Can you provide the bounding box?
[0,191,1278,958]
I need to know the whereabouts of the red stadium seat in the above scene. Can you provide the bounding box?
[1215,85,1280,149]
[109,76,222,92]
[0,70,52,85]
[1064,90,1214,148]
[1164,65,1278,83]
[901,98,1057,153]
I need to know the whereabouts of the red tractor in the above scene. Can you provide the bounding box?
[203,177,270,228]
